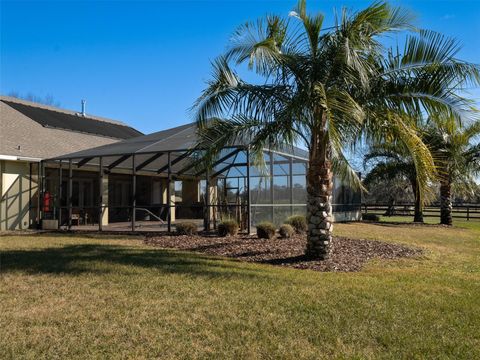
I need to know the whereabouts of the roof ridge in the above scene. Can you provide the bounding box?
[0,95,130,127]
[138,122,196,153]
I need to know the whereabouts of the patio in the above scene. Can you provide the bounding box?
[37,123,343,233]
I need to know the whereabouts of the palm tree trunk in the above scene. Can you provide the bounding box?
[414,194,423,223]
[412,181,423,223]
[440,180,453,225]
[305,128,333,259]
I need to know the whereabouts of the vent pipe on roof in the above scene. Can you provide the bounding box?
[81,99,86,117]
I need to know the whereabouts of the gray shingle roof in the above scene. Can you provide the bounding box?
[0,96,142,160]
[3,100,142,139]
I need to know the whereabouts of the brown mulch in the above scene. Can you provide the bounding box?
[144,233,423,272]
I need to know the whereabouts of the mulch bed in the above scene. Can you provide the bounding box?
[145,233,423,272]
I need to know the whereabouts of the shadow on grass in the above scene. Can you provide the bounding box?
[0,244,269,280]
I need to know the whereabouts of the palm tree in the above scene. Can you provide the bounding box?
[363,143,425,222]
[424,118,480,225]
[192,0,480,259]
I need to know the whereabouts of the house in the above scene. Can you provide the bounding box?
[0,96,142,230]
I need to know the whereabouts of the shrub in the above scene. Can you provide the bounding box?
[256,222,276,239]
[285,215,308,234]
[175,222,198,235]
[279,224,294,239]
[362,213,380,222]
[218,219,239,237]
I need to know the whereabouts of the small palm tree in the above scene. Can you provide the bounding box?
[192,1,480,258]
[424,118,480,225]
[364,143,425,222]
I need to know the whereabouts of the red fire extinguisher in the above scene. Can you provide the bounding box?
[43,191,51,213]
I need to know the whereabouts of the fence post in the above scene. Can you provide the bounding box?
[467,206,470,221]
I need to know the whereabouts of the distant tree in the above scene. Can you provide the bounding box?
[364,143,425,222]
[364,116,480,223]
[7,91,61,107]
[362,175,414,205]
[424,117,480,225]
[451,180,480,203]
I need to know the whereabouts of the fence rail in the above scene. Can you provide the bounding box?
[362,203,480,221]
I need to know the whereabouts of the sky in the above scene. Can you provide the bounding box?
[1,0,480,135]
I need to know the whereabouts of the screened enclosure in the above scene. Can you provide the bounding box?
[40,123,361,232]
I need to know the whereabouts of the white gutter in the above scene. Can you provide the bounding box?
[0,154,42,162]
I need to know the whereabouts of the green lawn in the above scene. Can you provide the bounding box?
[375,215,480,232]
[1,221,479,359]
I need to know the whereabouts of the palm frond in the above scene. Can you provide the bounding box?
[347,1,415,36]
[192,56,291,125]
[291,0,324,55]
[392,115,437,205]
[331,146,365,191]
[363,161,413,187]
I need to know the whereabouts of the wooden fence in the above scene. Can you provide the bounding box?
[362,203,480,221]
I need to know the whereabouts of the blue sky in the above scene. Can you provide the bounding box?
[1,0,479,134]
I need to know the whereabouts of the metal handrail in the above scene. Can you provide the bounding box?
[135,207,165,224]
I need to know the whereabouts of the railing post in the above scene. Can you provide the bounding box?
[98,157,103,231]
[36,162,41,228]
[58,161,62,228]
[39,160,45,223]
[204,168,210,231]
[167,152,172,233]
[68,159,73,230]
[131,154,136,232]
[289,156,293,218]
[269,151,274,223]
[246,147,251,235]
[28,163,32,228]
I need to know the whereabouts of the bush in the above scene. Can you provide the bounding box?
[362,213,380,222]
[256,222,276,239]
[279,224,295,239]
[175,222,198,235]
[218,219,239,237]
[285,215,308,234]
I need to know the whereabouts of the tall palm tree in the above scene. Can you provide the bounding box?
[192,0,480,259]
[363,143,425,222]
[424,118,480,225]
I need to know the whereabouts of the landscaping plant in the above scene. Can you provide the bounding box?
[279,224,295,238]
[218,219,239,237]
[256,222,276,239]
[285,215,308,234]
[175,222,198,235]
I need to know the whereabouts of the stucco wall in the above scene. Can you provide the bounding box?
[0,160,37,230]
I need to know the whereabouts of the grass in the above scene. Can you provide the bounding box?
[1,221,479,359]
